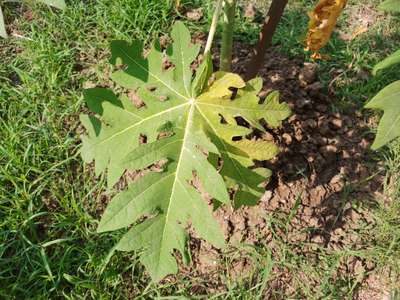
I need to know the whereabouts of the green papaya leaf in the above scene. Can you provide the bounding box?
[365,80,400,149]
[378,0,400,13]
[0,7,7,39]
[373,49,400,75]
[80,21,291,281]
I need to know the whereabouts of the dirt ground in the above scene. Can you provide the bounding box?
[161,40,392,299]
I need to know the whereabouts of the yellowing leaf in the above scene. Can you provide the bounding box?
[305,0,348,58]
[234,139,279,161]
[199,71,245,99]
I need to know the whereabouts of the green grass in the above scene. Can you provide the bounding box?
[1,0,400,298]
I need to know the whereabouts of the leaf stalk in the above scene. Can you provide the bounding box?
[204,0,224,55]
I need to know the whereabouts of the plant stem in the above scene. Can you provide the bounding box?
[204,0,223,55]
[220,0,236,71]
[245,0,288,80]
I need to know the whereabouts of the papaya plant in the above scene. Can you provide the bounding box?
[80,21,290,281]
[217,0,289,76]
[364,1,400,149]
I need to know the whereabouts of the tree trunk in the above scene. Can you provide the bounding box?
[245,0,288,80]
[220,0,236,71]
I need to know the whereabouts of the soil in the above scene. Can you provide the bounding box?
[166,40,388,298]
[338,3,384,41]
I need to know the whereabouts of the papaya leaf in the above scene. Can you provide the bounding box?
[373,49,400,75]
[365,80,400,149]
[378,0,400,13]
[80,21,291,281]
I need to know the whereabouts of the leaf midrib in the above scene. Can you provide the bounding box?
[158,103,195,270]
[90,102,189,148]
[174,25,191,97]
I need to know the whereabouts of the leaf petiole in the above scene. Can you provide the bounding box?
[204,0,223,55]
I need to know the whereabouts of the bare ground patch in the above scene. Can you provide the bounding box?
[169,43,393,298]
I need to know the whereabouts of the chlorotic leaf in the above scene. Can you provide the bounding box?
[80,21,290,281]
[0,7,7,39]
[365,80,400,149]
[373,49,400,75]
[378,0,400,13]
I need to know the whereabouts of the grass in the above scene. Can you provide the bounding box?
[0,0,399,298]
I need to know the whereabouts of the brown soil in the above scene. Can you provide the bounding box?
[338,3,384,41]
[165,41,388,298]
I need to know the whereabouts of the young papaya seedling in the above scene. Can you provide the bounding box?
[80,21,290,281]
